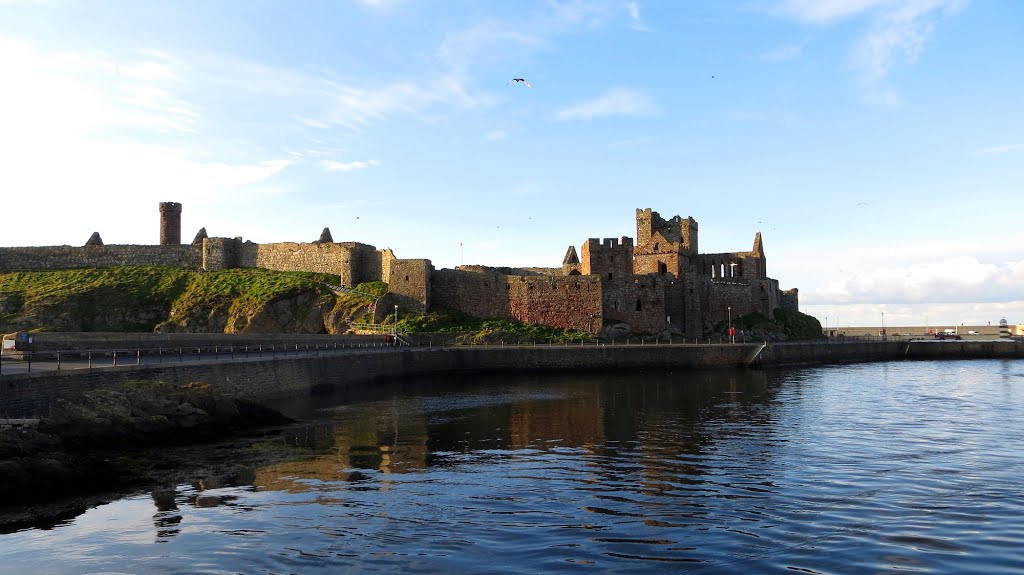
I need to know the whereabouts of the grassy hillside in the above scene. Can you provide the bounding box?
[396,307,591,343]
[0,266,379,333]
[730,309,825,341]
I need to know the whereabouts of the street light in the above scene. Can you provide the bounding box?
[394,304,398,336]
[881,311,885,340]
[728,306,733,344]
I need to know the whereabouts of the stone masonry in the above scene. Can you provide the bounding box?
[0,203,798,337]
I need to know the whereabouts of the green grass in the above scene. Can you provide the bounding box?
[169,268,338,319]
[731,309,824,341]
[397,307,591,343]
[0,266,351,332]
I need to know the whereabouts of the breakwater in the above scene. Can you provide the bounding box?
[2,340,1022,418]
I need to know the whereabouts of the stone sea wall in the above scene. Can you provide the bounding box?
[3,340,1022,418]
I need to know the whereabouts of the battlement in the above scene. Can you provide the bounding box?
[636,208,697,257]
[588,237,634,249]
[0,203,797,338]
[159,202,182,246]
[581,236,633,279]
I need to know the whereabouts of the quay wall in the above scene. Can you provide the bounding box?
[5,332,389,353]
[755,339,1024,366]
[1,344,754,417]
[2,340,1022,418]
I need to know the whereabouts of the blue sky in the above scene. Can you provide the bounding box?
[1,0,1021,328]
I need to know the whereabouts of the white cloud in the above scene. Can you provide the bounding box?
[977,143,1022,155]
[357,0,405,9]
[803,256,1024,306]
[437,20,545,74]
[781,0,892,22]
[301,74,488,131]
[555,87,658,121]
[485,129,507,141]
[608,136,650,148]
[293,115,330,129]
[804,301,1023,328]
[624,1,650,31]
[0,36,294,247]
[761,42,804,61]
[778,1,968,104]
[323,159,381,172]
[0,37,199,136]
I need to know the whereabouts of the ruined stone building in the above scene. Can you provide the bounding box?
[0,204,797,337]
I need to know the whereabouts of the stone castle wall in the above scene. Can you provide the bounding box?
[601,275,667,333]
[0,204,797,338]
[780,288,799,312]
[700,278,781,323]
[431,269,510,319]
[389,259,432,312]
[431,270,605,332]
[197,239,384,287]
[0,245,201,272]
[511,275,604,332]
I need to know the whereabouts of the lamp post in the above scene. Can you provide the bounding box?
[394,305,398,336]
[728,306,733,344]
[881,311,885,340]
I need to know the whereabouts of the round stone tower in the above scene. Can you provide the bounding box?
[159,202,182,245]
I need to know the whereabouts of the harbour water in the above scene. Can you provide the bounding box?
[1,359,1022,574]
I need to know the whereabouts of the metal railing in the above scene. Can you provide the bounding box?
[4,335,1018,377]
[0,341,399,376]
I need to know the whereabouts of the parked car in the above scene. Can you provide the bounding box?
[934,333,962,340]
[967,330,980,335]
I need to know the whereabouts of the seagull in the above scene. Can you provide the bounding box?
[507,78,532,87]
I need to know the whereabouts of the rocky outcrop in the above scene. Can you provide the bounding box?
[0,267,374,335]
[0,383,292,509]
[156,291,347,334]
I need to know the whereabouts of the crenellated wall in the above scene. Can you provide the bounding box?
[0,203,797,339]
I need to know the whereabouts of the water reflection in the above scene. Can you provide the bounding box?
[150,486,180,542]
[259,370,778,493]
[1,361,1021,575]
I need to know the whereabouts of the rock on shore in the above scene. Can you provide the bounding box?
[0,381,292,509]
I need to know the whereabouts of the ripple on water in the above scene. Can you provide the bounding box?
[1,361,1023,574]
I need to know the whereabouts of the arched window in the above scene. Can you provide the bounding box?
[658,262,667,275]
[653,242,659,251]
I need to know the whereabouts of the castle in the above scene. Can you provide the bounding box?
[0,203,798,337]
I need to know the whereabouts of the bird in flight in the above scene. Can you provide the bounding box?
[507,78,532,87]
